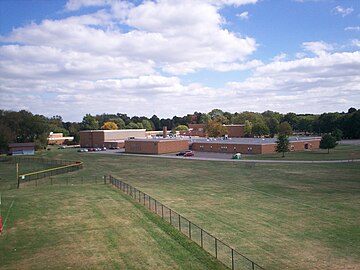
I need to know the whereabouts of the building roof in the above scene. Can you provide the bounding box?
[80,129,146,133]
[125,138,189,143]
[191,137,321,145]
[8,143,36,152]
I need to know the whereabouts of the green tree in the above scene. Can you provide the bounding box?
[125,122,143,129]
[252,122,270,136]
[101,121,118,130]
[150,115,161,130]
[276,134,290,157]
[232,111,264,125]
[141,119,154,131]
[197,113,211,124]
[266,117,279,137]
[320,134,338,154]
[175,125,188,131]
[244,120,252,137]
[282,112,299,130]
[332,128,343,141]
[81,114,99,130]
[278,121,293,136]
[110,118,125,129]
[206,120,228,137]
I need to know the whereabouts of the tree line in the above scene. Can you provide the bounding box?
[0,107,359,153]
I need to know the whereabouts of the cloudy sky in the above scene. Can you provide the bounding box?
[0,0,359,121]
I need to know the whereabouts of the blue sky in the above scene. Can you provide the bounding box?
[0,0,359,121]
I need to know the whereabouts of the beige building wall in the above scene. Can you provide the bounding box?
[80,129,146,147]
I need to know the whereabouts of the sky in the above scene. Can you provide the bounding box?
[0,0,359,122]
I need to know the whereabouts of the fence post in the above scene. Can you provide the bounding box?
[189,222,191,239]
[252,262,255,270]
[215,238,218,259]
[178,214,181,231]
[161,204,164,219]
[148,196,151,210]
[231,249,234,270]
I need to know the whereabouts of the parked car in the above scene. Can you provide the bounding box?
[101,147,107,151]
[183,152,194,157]
[176,150,192,156]
[78,148,88,152]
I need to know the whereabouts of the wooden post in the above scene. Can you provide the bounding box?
[16,163,19,189]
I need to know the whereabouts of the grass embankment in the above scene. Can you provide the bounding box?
[2,147,359,269]
[0,184,226,270]
[243,144,360,161]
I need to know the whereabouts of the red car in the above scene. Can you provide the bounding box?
[183,152,194,157]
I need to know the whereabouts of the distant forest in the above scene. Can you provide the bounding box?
[0,107,359,152]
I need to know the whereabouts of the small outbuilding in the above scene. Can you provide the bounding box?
[8,143,35,155]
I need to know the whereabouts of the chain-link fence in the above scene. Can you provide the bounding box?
[0,156,83,187]
[109,175,264,270]
[21,175,107,187]
[18,162,83,183]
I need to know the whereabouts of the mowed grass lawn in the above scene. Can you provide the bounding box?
[0,184,226,270]
[2,147,360,269]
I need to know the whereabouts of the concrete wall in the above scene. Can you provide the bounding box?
[125,139,189,154]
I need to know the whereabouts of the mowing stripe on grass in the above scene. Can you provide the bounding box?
[2,199,14,230]
[232,183,332,212]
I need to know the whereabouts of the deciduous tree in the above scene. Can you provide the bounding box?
[101,121,118,130]
[278,121,293,136]
[276,134,289,157]
[320,134,338,154]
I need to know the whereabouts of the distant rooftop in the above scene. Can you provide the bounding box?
[191,137,321,145]
[126,138,189,143]
[80,129,146,133]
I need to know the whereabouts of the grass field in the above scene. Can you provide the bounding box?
[0,184,226,270]
[1,147,359,269]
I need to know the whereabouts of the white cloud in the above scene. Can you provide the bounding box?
[345,26,360,31]
[210,0,258,6]
[272,53,287,62]
[2,0,257,76]
[224,50,360,114]
[237,11,249,20]
[1,0,359,121]
[302,41,333,56]
[352,39,360,48]
[65,0,113,11]
[332,6,353,17]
